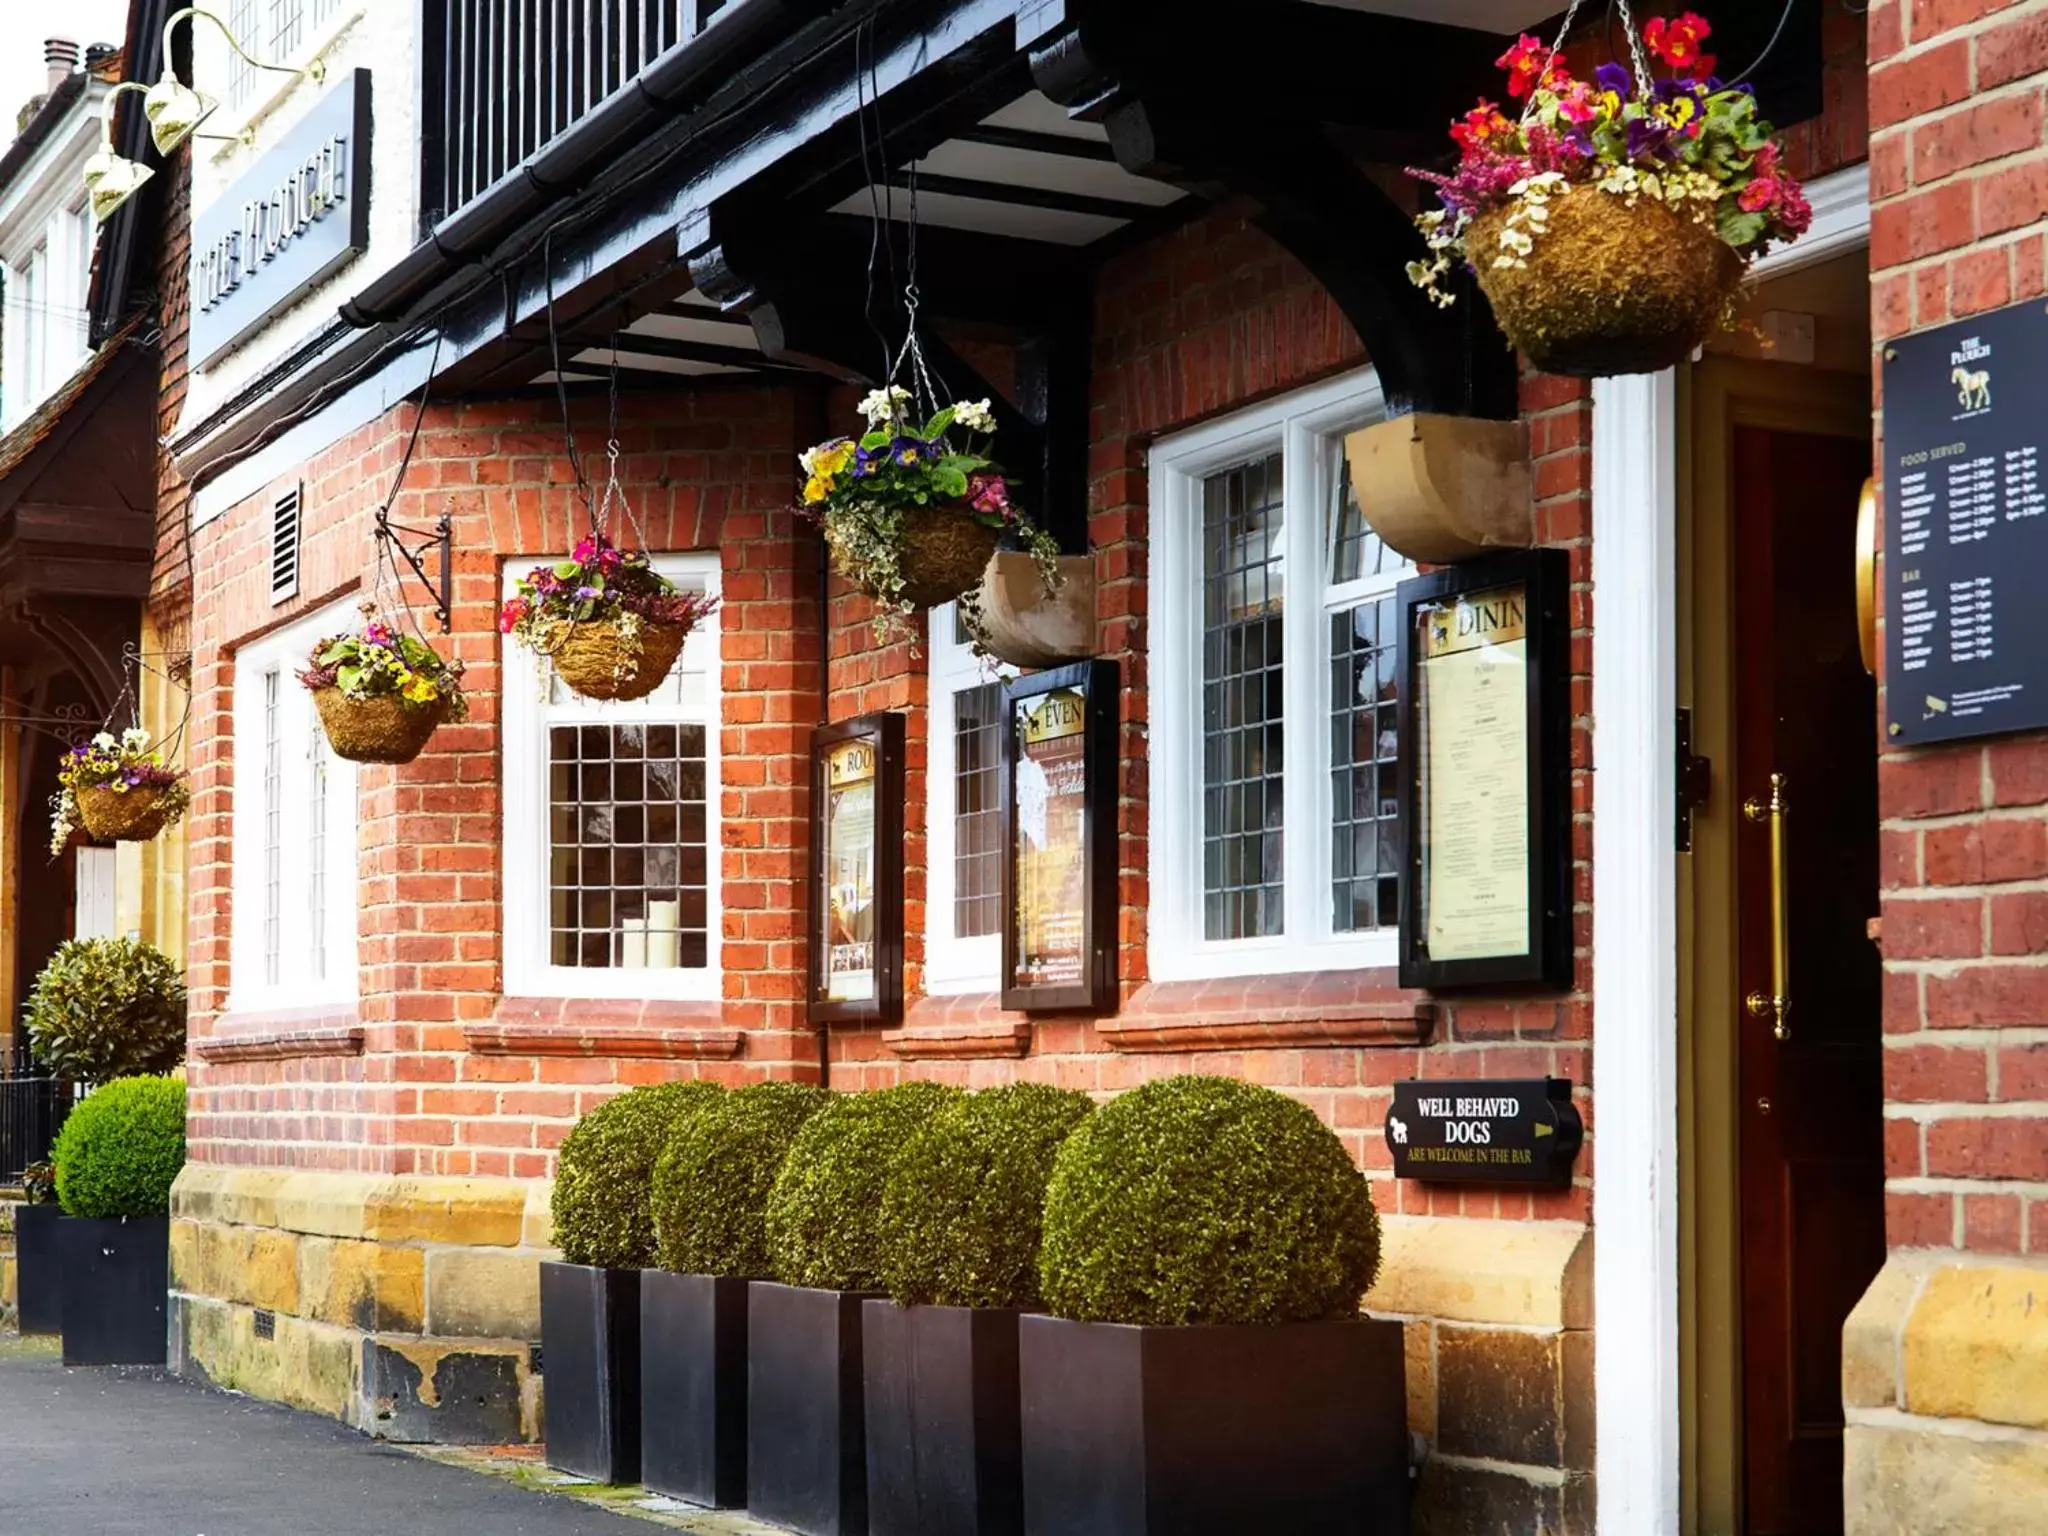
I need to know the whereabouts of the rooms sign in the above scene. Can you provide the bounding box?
[188,69,371,368]
[1384,1077,1583,1187]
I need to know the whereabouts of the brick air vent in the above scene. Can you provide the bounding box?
[269,485,301,604]
[254,1308,276,1341]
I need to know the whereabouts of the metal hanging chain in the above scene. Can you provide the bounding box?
[1520,0,1653,130]
[593,349,651,552]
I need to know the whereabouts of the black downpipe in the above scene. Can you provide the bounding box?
[809,385,833,1089]
[341,0,833,328]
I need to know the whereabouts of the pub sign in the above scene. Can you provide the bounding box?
[189,69,372,367]
[1384,1078,1583,1187]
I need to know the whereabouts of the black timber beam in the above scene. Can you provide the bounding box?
[1023,0,1518,420]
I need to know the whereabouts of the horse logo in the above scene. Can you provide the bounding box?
[1953,365,1992,411]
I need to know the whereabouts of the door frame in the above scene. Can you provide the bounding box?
[1590,164,1871,1536]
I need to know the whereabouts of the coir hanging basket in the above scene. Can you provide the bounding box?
[313,689,447,765]
[75,784,183,843]
[846,504,1001,611]
[540,615,690,702]
[1469,187,1744,377]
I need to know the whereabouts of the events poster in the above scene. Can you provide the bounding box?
[1013,687,1089,991]
[808,714,903,1024]
[822,738,877,1003]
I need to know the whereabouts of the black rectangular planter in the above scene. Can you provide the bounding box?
[749,1280,874,1536]
[640,1270,748,1508]
[14,1204,64,1335]
[863,1301,1023,1536]
[59,1216,168,1367]
[539,1260,641,1484]
[1019,1314,1410,1536]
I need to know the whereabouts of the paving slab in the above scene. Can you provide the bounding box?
[0,1332,669,1535]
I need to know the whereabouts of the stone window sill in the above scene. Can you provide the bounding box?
[1103,971,1434,1052]
[883,995,1033,1059]
[468,998,745,1059]
[193,1007,365,1063]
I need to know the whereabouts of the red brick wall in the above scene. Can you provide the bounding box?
[1869,0,2048,1255]
[818,209,1595,1226]
[184,386,824,1174]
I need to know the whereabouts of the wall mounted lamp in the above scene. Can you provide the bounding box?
[81,6,328,221]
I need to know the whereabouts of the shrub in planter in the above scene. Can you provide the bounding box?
[1406,12,1810,377]
[24,937,187,1083]
[502,530,719,701]
[753,1081,961,1536]
[299,606,468,764]
[642,1081,827,1508]
[51,1074,185,1366]
[543,1079,723,1484]
[1024,1075,1406,1535]
[863,1084,1094,1536]
[14,1160,63,1335]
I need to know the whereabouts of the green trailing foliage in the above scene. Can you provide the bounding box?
[878,1083,1094,1310]
[53,1074,186,1220]
[1038,1075,1382,1327]
[765,1081,962,1292]
[651,1081,830,1278]
[24,937,187,1083]
[551,1081,723,1270]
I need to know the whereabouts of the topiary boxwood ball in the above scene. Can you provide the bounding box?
[53,1074,187,1220]
[652,1080,830,1278]
[552,1080,723,1270]
[766,1081,962,1293]
[879,1083,1094,1310]
[1038,1075,1382,1327]
[25,937,187,1083]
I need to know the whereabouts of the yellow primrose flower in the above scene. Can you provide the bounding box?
[815,440,856,477]
[804,475,831,504]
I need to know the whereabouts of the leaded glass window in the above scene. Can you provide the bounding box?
[952,681,1003,940]
[1201,453,1288,940]
[547,719,711,969]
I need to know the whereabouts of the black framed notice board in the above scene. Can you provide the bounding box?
[1393,548,1573,991]
[1000,660,1119,1013]
[807,713,905,1026]
[1881,299,2048,745]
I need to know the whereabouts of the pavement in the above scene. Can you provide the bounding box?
[0,1332,773,1536]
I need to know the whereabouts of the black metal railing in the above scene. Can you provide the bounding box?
[0,1064,74,1184]
[420,0,734,227]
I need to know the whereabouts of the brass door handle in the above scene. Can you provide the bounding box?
[1744,772,1791,1041]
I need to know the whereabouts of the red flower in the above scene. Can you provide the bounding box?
[499,597,528,634]
[1496,34,1565,99]
[1450,101,1513,152]
[1644,12,1712,71]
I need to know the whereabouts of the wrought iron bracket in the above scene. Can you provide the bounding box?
[375,507,453,632]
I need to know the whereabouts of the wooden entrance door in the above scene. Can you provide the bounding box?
[1732,425,1887,1535]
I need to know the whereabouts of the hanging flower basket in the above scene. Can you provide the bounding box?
[1467,185,1743,375]
[1407,10,1811,379]
[76,784,182,842]
[879,504,1003,610]
[802,387,1062,638]
[300,610,468,765]
[535,613,692,702]
[312,689,448,764]
[502,533,718,703]
[52,728,190,852]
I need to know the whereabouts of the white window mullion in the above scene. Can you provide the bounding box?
[1282,418,1323,949]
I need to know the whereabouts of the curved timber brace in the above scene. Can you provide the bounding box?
[1023,1,1520,422]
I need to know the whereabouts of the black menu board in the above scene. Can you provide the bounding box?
[1882,300,2048,745]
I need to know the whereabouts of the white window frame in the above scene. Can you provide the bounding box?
[501,554,723,1001]
[228,597,361,1012]
[924,604,1016,994]
[1147,364,1407,983]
